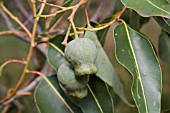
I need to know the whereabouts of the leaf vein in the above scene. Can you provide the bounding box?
[123,22,148,113]
[146,0,170,14]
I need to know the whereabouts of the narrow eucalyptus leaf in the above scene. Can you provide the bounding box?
[121,0,170,18]
[84,25,132,106]
[34,75,82,113]
[159,31,170,62]
[66,76,114,113]
[155,17,170,34]
[97,17,114,46]
[114,22,162,113]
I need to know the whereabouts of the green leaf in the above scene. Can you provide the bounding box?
[129,10,149,31]
[34,75,82,113]
[47,35,72,71]
[46,0,73,31]
[34,75,114,113]
[114,22,162,113]
[159,31,170,63]
[121,0,170,18]
[84,25,131,106]
[63,76,114,113]
[155,17,170,34]
[97,17,114,46]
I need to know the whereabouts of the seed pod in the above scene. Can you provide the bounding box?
[60,84,88,99]
[57,62,89,91]
[65,38,97,76]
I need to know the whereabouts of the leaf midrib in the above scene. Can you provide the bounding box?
[146,0,170,14]
[123,22,148,113]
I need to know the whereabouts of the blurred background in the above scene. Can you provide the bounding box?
[0,0,170,113]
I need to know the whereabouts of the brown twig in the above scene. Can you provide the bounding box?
[15,0,42,34]
[62,23,72,46]
[0,2,35,103]
[0,61,54,109]
[0,5,46,56]
[77,6,127,31]
[61,0,89,45]
[0,3,33,39]
[84,4,90,24]
[1,60,26,68]
[0,8,30,42]
[0,30,27,36]
[37,7,72,18]
[1,104,11,113]
[36,0,65,9]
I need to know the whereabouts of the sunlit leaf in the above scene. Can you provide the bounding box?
[114,22,162,113]
[121,0,170,18]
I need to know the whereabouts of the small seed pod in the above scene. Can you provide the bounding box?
[57,62,89,91]
[64,38,97,76]
[67,87,88,99]
[60,84,88,99]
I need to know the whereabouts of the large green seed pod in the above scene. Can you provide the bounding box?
[57,62,89,91]
[64,38,97,76]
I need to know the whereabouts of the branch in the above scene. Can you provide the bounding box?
[14,0,42,34]
[77,6,127,31]
[0,30,27,36]
[0,2,33,39]
[0,61,55,109]
[0,8,30,42]
[36,0,65,9]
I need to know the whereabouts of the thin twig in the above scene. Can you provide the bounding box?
[36,0,65,9]
[62,23,72,46]
[77,6,127,31]
[0,3,33,39]
[15,0,42,34]
[67,0,89,39]
[37,7,72,18]
[1,60,26,68]
[0,30,27,36]
[0,61,55,109]
[0,6,46,56]
[0,8,30,42]
[0,2,35,103]
[1,104,11,113]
